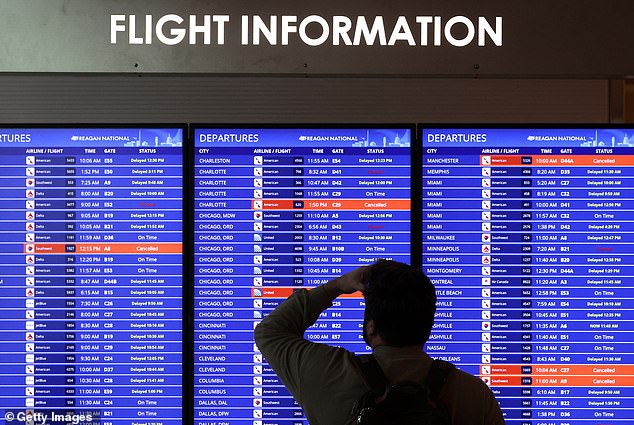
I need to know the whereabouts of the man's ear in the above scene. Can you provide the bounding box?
[364,319,384,348]
[366,319,377,338]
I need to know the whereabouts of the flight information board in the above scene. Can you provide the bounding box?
[0,128,183,425]
[194,127,411,424]
[422,127,634,424]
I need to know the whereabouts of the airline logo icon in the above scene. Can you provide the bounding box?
[482,321,491,330]
[481,333,491,342]
[253,409,262,419]
[253,299,262,309]
[482,277,491,286]
[481,310,491,320]
[481,245,490,254]
[253,277,262,286]
[481,366,491,375]
[481,156,491,165]
[253,354,262,363]
[481,189,490,199]
[26,156,35,165]
[26,167,35,177]
[254,167,263,176]
[481,234,490,242]
[481,211,490,221]
[481,178,491,188]
[253,200,263,210]
[253,156,263,165]
[254,222,263,231]
[253,266,262,275]
[481,167,491,177]
[26,189,35,198]
[481,223,490,232]
[481,255,490,265]
[253,233,262,242]
[253,255,262,265]
[481,355,491,364]
[481,266,490,276]
[26,200,35,209]
[481,343,490,353]
[26,178,35,187]
[481,200,490,210]
[26,233,35,242]
[253,189,262,198]
[253,211,263,220]
[481,299,491,309]
[254,178,263,188]
[482,288,491,298]
[253,245,262,253]
[253,388,262,396]
[25,277,34,286]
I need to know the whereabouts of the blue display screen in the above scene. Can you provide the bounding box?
[5,124,632,425]
[0,128,183,424]
[193,127,412,423]
[422,127,634,424]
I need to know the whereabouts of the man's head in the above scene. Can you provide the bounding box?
[362,260,436,348]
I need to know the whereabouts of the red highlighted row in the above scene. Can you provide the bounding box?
[251,199,410,210]
[482,364,634,375]
[252,287,363,298]
[482,364,634,386]
[25,243,182,254]
[485,375,634,387]
[481,155,629,166]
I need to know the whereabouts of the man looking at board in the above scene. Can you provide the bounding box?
[254,259,505,424]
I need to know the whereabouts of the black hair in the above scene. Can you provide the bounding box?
[362,260,436,346]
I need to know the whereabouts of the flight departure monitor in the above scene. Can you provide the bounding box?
[422,127,633,424]
[0,127,184,424]
[193,126,412,423]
